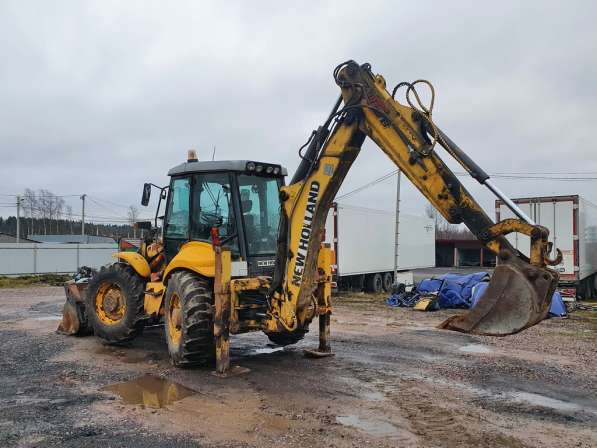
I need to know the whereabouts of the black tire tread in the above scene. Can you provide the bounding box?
[166,271,215,367]
[85,263,146,343]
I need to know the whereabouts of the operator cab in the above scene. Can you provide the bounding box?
[146,157,287,277]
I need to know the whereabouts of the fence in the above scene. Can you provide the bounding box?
[0,243,118,275]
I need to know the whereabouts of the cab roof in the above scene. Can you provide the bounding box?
[168,160,288,177]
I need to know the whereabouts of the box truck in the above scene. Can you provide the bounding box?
[496,195,597,299]
[324,203,435,293]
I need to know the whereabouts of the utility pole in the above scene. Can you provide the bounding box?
[16,195,23,244]
[80,194,87,236]
[393,170,401,285]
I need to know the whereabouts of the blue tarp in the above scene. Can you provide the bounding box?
[471,282,567,317]
[388,272,567,316]
[417,272,490,308]
[386,292,420,307]
[549,291,567,317]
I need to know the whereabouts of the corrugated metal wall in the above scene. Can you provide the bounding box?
[0,243,118,275]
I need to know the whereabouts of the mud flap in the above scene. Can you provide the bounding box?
[439,259,558,336]
[57,281,91,336]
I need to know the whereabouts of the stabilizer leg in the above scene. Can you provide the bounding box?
[304,312,334,358]
[212,244,249,377]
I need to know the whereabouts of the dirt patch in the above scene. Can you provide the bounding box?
[1,286,596,447]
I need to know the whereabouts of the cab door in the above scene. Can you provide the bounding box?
[163,176,191,263]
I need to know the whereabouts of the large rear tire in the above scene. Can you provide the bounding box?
[164,271,215,367]
[86,264,146,343]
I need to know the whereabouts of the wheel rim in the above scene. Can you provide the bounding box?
[95,282,126,325]
[167,293,182,345]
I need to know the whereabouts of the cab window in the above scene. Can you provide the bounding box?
[164,177,190,239]
[238,175,281,255]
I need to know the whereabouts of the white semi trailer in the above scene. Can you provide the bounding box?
[496,195,597,299]
[324,203,435,293]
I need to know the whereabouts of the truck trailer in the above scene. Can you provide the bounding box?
[325,203,435,293]
[496,195,597,299]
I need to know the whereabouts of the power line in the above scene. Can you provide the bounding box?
[0,193,80,198]
[336,169,398,200]
[88,195,136,210]
[337,170,597,201]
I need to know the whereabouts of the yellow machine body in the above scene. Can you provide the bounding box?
[59,60,560,373]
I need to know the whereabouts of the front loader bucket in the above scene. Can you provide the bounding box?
[439,258,558,336]
[57,280,91,336]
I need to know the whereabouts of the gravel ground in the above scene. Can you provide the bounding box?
[0,286,596,447]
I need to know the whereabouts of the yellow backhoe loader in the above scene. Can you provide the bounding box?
[58,61,561,374]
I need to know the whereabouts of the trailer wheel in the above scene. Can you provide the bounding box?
[382,272,393,292]
[365,273,383,294]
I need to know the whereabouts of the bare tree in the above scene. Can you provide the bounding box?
[66,205,74,234]
[128,206,139,238]
[23,188,37,236]
[425,202,473,239]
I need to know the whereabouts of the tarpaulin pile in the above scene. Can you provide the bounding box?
[387,272,489,309]
[387,271,567,317]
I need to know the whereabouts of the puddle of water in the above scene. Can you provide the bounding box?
[362,391,386,402]
[459,344,492,354]
[32,315,62,321]
[253,347,284,355]
[510,392,582,412]
[336,415,401,437]
[102,375,196,409]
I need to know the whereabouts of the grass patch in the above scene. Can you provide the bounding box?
[0,274,70,288]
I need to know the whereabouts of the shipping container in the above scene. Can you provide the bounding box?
[496,195,597,299]
[324,203,435,293]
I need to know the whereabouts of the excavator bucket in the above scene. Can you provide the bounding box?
[57,280,91,336]
[439,257,559,336]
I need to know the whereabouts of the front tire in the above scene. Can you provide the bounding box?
[164,271,215,367]
[86,264,146,343]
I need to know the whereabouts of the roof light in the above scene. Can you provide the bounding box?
[187,149,198,162]
[266,166,274,174]
[255,164,264,173]
[246,162,256,171]
[273,167,280,175]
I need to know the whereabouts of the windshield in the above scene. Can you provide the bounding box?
[238,175,281,255]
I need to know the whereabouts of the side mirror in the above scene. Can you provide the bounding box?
[141,183,151,206]
[135,221,152,230]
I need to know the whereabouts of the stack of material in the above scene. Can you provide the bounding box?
[387,271,567,317]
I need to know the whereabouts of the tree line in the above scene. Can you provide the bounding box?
[0,216,135,240]
[1,189,136,240]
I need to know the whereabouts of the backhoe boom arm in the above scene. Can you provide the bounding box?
[265,61,559,337]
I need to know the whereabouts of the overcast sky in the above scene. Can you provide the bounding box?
[1,1,596,224]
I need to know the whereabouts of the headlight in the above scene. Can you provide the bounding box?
[246,162,256,171]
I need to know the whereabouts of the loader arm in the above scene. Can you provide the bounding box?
[265,60,559,337]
